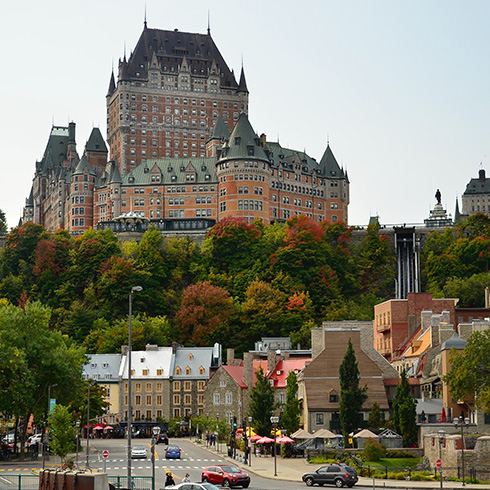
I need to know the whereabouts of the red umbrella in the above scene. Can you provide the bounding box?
[94,424,104,430]
[250,434,262,442]
[257,436,274,444]
[104,425,114,430]
[277,435,294,443]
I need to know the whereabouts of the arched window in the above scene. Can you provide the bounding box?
[185,366,191,375]
[175,366,181,375]
[199,366,205,375]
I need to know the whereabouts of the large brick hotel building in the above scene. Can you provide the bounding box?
[23,23,349,235]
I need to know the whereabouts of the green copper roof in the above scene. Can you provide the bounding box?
[218,112,269,162]
[210,113,230,141]
[74,155,96,176]
[86,128,108,153]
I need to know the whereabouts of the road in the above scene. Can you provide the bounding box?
[0,438,372,490]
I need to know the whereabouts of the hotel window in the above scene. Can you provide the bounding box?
[135,410,141,419]
[157,369,163,376]
[135,383,141,392]
[173,394,181,405]
[146,383,151,392]
[146,410,152,420]
[175,367,181,375]
[225,392,232,405]
[184,381,191,391]
[214,393,220,405]
[146,395,152,405]
[157,395,162,405]
[173,381,181,391]
[174,408,181,417]
[199,366,205,375]
[125,383,128,392]
[184,395,191,405]
[316,413,324,425]
[185,367,191,375]
[198,380,205,391]
[135,395,141,405]
[142,369,149,376]
[156,383,162,392]
[125,395,128,405]
[156,410,162,418]
[198,394,204,405]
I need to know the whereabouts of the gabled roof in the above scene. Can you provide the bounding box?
[83,354,121,383]
[268,359,311,389]
[171,346,218,379]
[221,365,247,389]
[122,27,238,89]
[119,347,173,380]
[219,112,269,162]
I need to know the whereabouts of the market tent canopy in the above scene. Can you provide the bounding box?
[291,429,315,439]
[257,436,274,444]
[276,435,295,443]
[313,428,336,438]
[353,429,378,439]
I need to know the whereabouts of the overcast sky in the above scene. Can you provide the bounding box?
[2,0,490,230]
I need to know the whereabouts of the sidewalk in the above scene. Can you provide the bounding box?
[192,439,490,490]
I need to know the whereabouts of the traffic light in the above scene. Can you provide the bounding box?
[233,416,237,428]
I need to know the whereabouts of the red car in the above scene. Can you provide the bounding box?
[201,465,250,488]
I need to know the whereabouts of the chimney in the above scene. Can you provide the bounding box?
[267,350,277,372]
[260,133,267,148]
[226,348,235,365]
[243,353,253,389]
[479,169,486,182]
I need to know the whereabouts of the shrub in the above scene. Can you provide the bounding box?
[386,449,415,458]
[362,439,387,461]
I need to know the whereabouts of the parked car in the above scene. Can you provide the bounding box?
[201,465,250,488]
[130,445,148,459]
[166,483,221,490]
[165,445,181,459]
[28,434,42,446]
[302,464,358,487]
[156,433,169,445]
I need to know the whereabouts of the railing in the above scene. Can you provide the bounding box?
[0,475,154,490]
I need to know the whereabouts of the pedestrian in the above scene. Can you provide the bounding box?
[165,471,175,487]
[182,473,191,483]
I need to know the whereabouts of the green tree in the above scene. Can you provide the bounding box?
[443,329,490,413]
[49,405,76,462]
[0,209,7,233]
[443,272,490,307]
[339,339,367,442]
[367,401,383,430]
[249,367,275,436]
[392,370,417,446]
[281,371,300,435]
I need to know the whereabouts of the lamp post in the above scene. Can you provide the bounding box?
[75,419,81,467]
[151,426,159,490]
[270,416,279,477]
[438,430,445,490]
[128,285,142,490]
[454,412,470,486]
[43,383,57,469]
[86,380,96,468]
[248,416,252,467]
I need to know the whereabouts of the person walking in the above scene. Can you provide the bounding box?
[165,470,175,487]
[182,473,191,483]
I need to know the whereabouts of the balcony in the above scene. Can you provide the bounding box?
[376,323,391,333]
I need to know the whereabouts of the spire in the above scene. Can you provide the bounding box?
[107,69,116,97]
[454,196,461,223]
[238,65,248,93]
[207,10,211,35]
[144,4,147,29]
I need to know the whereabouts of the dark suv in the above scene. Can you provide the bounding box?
[302,464,358,487]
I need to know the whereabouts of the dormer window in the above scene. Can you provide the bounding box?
[185,366,191,375]
[235,137,241,145]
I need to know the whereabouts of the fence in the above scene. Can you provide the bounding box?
[358,465,490,483]
[0,475,154,490]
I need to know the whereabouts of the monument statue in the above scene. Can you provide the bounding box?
[435,189,441,205]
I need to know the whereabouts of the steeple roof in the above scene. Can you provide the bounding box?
[107,70,116,97]
[85,128,108,153]
[238,66,248,93]
[319,144,345,179]
[74,155,96,176]
[219,112,269,163]
[210,113,230,141]
[109,162,122,184]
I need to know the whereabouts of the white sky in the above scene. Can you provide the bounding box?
[2,0,490,229]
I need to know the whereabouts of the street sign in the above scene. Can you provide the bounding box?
[436,459,442,468]
[102,450,109,459]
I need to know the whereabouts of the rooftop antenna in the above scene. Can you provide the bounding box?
[124,41,127,60]
[327,132,329,146]
[144,4,147,29]
[207,10,211,35]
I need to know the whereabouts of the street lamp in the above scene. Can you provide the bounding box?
[128,285,142,489]
[75,419,81,467]
[43,383,57,469]
[151,426,160,490]
[454,411,470,486]
[86,380,96,468]
[248,416,252,467]
[270,416,279,477]
[438,430,445,490]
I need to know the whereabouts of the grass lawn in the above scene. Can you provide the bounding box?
[365,457,422,468]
